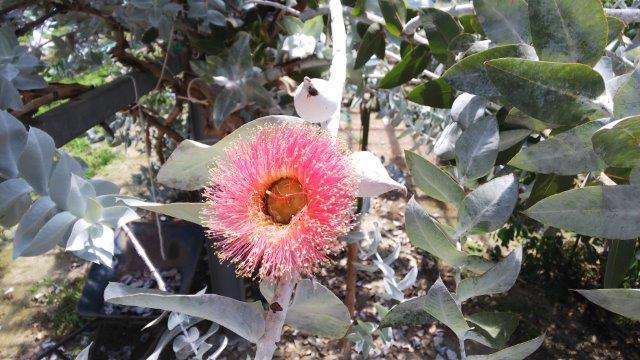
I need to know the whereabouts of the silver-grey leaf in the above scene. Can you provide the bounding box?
[0,111,28,178]
[424,277,471,337]
[455,175,519,238]
[467,334,545,360]
[18,127,56,195]
[525,185,640,239]
[13,196,57,258]
[0,178,32,227]
[455,116,499,182]
[457,246,522,302]
[575,288,640,321]
[104,283,266,343]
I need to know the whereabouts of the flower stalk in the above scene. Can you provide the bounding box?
[254,273,297,360]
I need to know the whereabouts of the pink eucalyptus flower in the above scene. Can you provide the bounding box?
[202,123,358,280]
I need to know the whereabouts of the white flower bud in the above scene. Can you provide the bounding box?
[293,77,340,123]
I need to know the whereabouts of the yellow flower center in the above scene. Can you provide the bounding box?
[265,178,308,225]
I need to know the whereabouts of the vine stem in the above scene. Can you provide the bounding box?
[254,273,297,360]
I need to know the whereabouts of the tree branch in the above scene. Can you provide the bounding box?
[14,7,63,36]
[12,83,92,118]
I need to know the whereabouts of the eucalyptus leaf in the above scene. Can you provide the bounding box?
[121,199,205,226]
[575,288,640,321]
[0,111,28,178]
[285,279,351,339]
[455,116,499,182]
[424,277,471,337]
[450,93,487,130]
[525,185,640,239]
[467,334,545,360]
[406,197,467,267]
[0,178,32,228]
[485,58,606,126]
[13,197,57,259]
[443,45,537,97]
[604,239,636,289]
[503,108,552,132]
[379,295,434,328]
[607,16,625,44]
[455,175,519,238]
[457,246,522,302]
[157,116,303,190]
[434,122,462,161]
[473,0,531,45]
[498,129,531,152]
[213,86,244,128]
[18,127,56,195]
[612,66,640,119]
[104,283,266,342]
[592,116,640,168]
[354,23,385,69]
[405,150,464,204]
[21,211,77,257]
[420,8,462,60]
[466,311,519,349]
[378,0,406,36]
[508,120,606,175]
[528,0,607,66]
[406,79,454,108]
[379,45,429,89]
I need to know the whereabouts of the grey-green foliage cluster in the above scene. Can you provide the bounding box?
[190,32,275,127]
[368,0,640,347]
[0,110,138,266]
[0,26,47,110]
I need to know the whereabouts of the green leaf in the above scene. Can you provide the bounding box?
[120,199,205,226]
[354,23,385,69]
[378,0,406,36]
[458,14,484,35]
[525,174,575,207]
[592,116,640,168]
[457,246,522,302]
[455,116,499,182]
[467,334,545,360]
[442,45,536,97]
[455,175,519,238]
[157,115,303,190]
[405,197,468,267]
[406,79,454,108]
[613,67,640,119]
[528,0,607,66]
[575,288,640,321]
[604,239,637,288]
[473,0,531,44]
[424,277,471,337]
[104,283,266,342]
[420,8,462,60]
[503,108,553,132]
[466,311,519,349]
[379,295,434,328]
[525,185,640,239]
[448,33,477,53]
[607,16,625,44]
[405,150,464,204]
[284,279,351,339]
[498,129,531,152]
[379,45,429,89]
[485,58,606,126]
[508,120,606,175]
